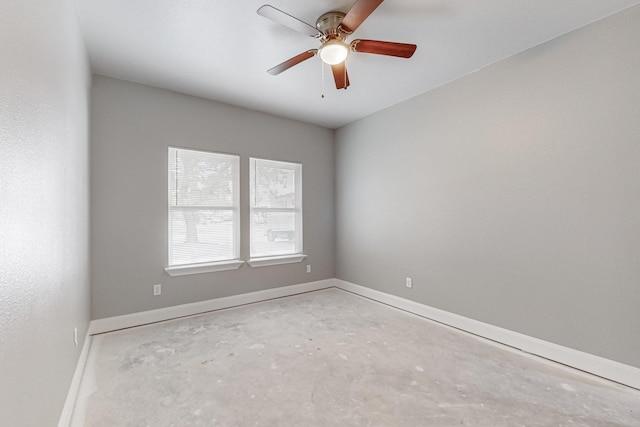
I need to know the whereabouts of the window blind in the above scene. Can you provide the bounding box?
[168,147,239,266]
[250,158,302,258]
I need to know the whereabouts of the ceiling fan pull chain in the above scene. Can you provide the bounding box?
[344,57,348,90]
[321,61,325,99]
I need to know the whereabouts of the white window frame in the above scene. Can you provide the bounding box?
[248,157,306,267]
[165,147,243,276]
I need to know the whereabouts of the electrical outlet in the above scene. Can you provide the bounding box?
[405,277,413,288]
[153,284,162,296]
[73,327,78,347]
[306,264,311,273]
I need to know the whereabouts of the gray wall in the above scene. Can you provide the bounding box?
[0,0,91,425]
[90,76,335,319]
[335,6,640,368]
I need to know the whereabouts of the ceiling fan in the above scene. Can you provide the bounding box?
[257,0,417,90]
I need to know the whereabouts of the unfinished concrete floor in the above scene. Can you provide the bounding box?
[72,288,639,426]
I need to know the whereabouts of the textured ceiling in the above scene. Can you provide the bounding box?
[76,0,640,129]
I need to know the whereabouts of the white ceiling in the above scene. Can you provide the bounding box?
[76,0,640,129]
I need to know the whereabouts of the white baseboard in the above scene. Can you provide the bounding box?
[82,277,640,391]
[335,279,640,390]
[58,332,92,427]
[89,279,337,335]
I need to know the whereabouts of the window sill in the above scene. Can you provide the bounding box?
[247,254,307,268]
[165,260,244,276]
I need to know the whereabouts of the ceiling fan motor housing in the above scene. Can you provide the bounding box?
[316,11,347,41]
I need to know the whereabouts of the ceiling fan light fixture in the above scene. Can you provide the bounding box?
[319,40,349,65]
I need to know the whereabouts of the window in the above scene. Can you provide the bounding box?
[249,158,305,265]
[166,147,242,275]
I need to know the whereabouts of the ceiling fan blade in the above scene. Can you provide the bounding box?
[331,63,350,90]
[340,0,384,34]
[267,50,317,75]
[351,39,417,58]
[257,5,321,38]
